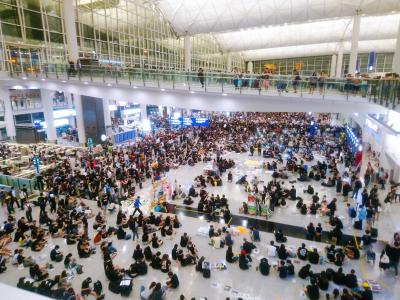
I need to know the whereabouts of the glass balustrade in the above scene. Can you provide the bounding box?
[3,60,400,106]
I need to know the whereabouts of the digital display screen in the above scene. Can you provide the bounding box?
[169,117,209,127]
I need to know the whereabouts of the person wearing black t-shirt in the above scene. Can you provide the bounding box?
[298,243,309,260]
[50,245,63,262]
[286,260,295,276]
[81,277,93,298]
[354,282,373,300]
[344,269,358,289]
[298,264,312,279]
[168,244,178,261]
[258,258,270,275]
[332,267,345,285]
[166,271,179,288]
[305,278,320,300]
[278,260,288,279]
[308,248,320,264]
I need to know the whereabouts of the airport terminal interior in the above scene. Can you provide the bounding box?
[1,1,400,300]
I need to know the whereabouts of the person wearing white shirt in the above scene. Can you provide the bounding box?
[266,241,277,257]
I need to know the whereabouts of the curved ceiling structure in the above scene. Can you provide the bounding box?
[157,0,400,35]
[156,0,400,60]
[215,14,400,52]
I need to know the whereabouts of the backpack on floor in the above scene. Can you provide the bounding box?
[353,220,362,230]
[203,268,211,278]
[75,264,83,274]
[119,278,133,297]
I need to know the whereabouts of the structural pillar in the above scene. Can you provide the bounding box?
[348,10,361,76]
[41,89,57,143]
[184,36,192,71]
[63,0,79,64]
[0,88,16,140]
[103,99,112,135]
[226,52,232,72]
[330,55,337,77]
[336,41,344,78]
[247,61,253,73]
[140,104,147,121]
[74,94,86,145]
[392,19,400,74]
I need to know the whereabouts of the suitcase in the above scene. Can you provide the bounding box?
[353,220,362,230]
[202,268,211,278]
[370,227,378,238]
[119,278,133,297]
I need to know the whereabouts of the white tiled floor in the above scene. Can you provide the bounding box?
[0,150,399,300]
[165,151,400,242]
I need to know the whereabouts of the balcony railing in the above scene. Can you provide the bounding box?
[4,61,400,108]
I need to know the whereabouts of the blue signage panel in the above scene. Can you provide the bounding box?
[169,117,209,127]
[192,117,209,126]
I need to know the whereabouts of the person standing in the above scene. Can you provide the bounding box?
[318,71,326,95]
[10,186,20,209]
[19,188,27,210]
[292,70,301,93]
[198,68,205,88]
[38,193,46,217]
[309,72,317,94]
[133,196,143,216]
[25,202,33,223]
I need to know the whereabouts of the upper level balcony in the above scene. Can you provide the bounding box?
[1,62,398,114]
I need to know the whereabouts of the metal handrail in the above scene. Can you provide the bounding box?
[4,60,400,106]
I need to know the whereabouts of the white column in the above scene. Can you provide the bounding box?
[336,41,344,78]
[63,0,79,63]
[348,10,361,76]
[140,104,147,121]
[0,88,16,140]
[41,89,57,143]
[392,19,400,74]
[184,36,192,71]
[330,55,337,77]
[74,94,86,145]
[103,99,112,135]
[247,61,253,73]
[226,52,232,72]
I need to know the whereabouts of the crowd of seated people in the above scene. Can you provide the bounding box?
[0,113,392,300]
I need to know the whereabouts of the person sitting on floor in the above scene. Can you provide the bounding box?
[258,258,270,275]
[305,278,320,300]
[239,251,251,270]
[274,229,287,243]
[226,245,238,263]
[277,260,288,279]
[297,243,308,261]
[50,245,63,262]
[308,248,320,265]
[298,264,312,279]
